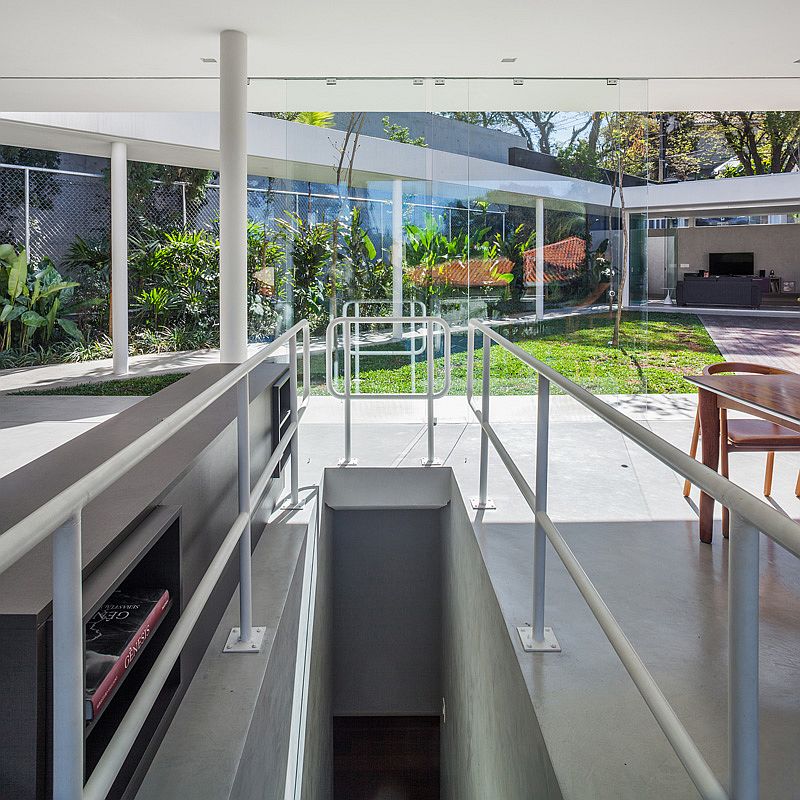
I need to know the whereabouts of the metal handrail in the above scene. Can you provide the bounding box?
[326,316,451,466]
[0,320,311,800]
[341,300,427,395]
[466,318,800,800]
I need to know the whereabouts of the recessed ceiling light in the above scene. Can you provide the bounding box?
[501,57,517,63]
[201,57,217,64]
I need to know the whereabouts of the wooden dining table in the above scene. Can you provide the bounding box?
[684,372,800,543]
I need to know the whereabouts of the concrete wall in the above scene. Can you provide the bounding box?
[331,507,442,716]
[440,486,562,800]
[300,504,334,800]
[332,112,527,164]
[675,223,800,286]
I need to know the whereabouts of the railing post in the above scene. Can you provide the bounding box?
[287,334,302,508]
[471,330,495,509]
[729,512,760,800]
[339,321,357,466]
[224,375,266,652]
[52,510,84,800]
[24,166,31,258]
[354,301,361,395]
[518,374,560,652]
[421,321,441,466]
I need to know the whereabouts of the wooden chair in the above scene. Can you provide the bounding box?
[683,362,800,536]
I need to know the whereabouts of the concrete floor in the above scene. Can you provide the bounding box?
[0,396,141,479]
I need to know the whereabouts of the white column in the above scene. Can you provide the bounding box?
[219,29,248,363]
[391,178,404,338]
[111,141,129,376]
[535,197,545,321]
[622,210,631,308]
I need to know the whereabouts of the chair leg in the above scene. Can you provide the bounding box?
[720,411,730,538]
[795,469,800,498]
[683,412,701,497]
[764,451,775,496]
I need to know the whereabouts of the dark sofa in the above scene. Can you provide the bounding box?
[676,275,762,309]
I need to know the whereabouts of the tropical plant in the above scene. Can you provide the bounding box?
[63,233,112,333]
[277,213,331,330]
[339,207,391,301]
[247,220,285,338]
[491,223,535,295]
[0,245,82,351]
[132,286,179,329]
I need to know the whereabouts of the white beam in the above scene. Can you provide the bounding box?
[392,178,404,337]
[219,30,248,363]
[110,141,129,375]
[535,197,545,320]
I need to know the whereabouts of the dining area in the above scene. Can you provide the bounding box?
[683,362,800,544]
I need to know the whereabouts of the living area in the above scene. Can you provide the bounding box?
[676,219,800,310]
[642,174,800,313]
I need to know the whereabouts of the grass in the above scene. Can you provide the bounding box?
[12,373,188,397]
[310,312,723,396]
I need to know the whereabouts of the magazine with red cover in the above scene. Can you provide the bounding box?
[85,588,171,721]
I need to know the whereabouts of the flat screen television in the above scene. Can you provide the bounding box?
[708,252,754,276]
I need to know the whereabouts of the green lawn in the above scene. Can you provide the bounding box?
[10,313,722,398]
[312,312,723,396]
[13,373,188,397]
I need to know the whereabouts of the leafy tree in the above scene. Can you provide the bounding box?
[701,111,800,175]
[381,117,427,147]
[440,111,596,153]
[122,163,213,231]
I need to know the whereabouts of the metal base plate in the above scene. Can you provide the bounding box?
[420,457,443,466]
[517,625,561,652]
[338,457,359,467]
[282,497,306,511]
[471,498,496,510]
[223,626,266,653]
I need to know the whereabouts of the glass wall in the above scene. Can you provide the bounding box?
[242,79,651,398]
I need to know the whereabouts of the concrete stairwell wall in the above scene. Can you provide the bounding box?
[440,478,562,800]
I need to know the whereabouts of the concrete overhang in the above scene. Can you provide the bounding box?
[625,171,800,215]
[0,111,613,208]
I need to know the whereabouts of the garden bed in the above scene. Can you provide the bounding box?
[12,373,187,397]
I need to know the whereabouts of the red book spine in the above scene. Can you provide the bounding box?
[88,590,171,719]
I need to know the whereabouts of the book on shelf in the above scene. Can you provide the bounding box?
[85,588,171,721]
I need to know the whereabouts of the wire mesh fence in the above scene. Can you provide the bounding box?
[0,162,507,268]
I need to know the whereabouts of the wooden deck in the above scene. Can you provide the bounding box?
[700,314,800,373]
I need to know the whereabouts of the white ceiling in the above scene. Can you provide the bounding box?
[1,1,799,110]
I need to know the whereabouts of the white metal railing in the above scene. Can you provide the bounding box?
[466,319,800,800]
[0,321,311,800]
[326,316,451,466]
[340,300,427,395]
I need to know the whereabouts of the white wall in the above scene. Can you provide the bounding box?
[675,223,800,286]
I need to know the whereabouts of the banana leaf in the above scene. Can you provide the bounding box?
[8,251,28,300]
[57,318,83,341]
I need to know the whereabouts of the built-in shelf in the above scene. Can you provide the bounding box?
[79,506,182,792]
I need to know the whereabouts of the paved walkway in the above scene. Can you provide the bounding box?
[700,313,800,372]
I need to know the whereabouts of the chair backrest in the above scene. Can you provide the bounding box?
[703,361,792,377]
